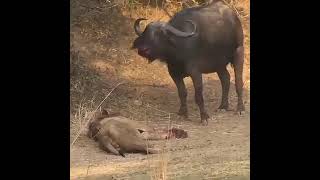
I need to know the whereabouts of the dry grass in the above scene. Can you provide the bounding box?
[70,99,96,145]
[70,47,106,113]
[71,82,124,149]
[145,107,173,180]
[149,152,169,180]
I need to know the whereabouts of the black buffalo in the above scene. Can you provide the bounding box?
[132,0,245,125]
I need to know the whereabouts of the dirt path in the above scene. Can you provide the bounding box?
[70,80,250,180]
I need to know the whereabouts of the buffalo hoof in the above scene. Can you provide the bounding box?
[200,112,209,126]
[216,108,232,113]
[216,109,226,112]
[236,103,245,116]
[236,111,245,116]
[216,103,229,112]
[201,119,208,126]
[177,107,188,118]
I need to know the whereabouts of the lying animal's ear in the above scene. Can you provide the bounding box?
[87,130,93,138]
[102,109,109,117]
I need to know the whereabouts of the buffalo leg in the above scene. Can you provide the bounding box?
[169,73,188,118]
[217,68,230,111]
[233,46,245,113]
[190,71,209,125]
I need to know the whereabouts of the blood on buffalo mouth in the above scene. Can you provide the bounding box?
[137,47,155,62]
[138,47,150,56]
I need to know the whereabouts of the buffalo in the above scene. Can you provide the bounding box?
[132,0,245,125]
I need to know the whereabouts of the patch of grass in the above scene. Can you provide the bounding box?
[70,46,107,113]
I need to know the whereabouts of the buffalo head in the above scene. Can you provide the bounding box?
[132,18,197,63]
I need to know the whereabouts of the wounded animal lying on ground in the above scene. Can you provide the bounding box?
[87,110,188,157]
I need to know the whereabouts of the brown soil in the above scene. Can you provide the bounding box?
[70,0,250,179]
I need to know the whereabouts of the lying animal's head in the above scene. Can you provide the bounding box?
[87,120,102,141]
[87,109,109,141]
[132,18,197,63]
[87,109,121,140]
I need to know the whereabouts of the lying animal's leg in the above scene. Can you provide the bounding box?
[137,128,164,140]
[190,71,209,126]
[98,136,125,157]
[139,127,188,140]
[169,72,188,118]
[140,130,168,140]
[217,68,230,111]
[108,126,152,155]
[146,148,161,154]
[233,46,245,114]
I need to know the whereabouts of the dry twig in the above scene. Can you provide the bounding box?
[70,82,124,148]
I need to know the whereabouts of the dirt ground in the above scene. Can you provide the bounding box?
[70,0,250,179]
